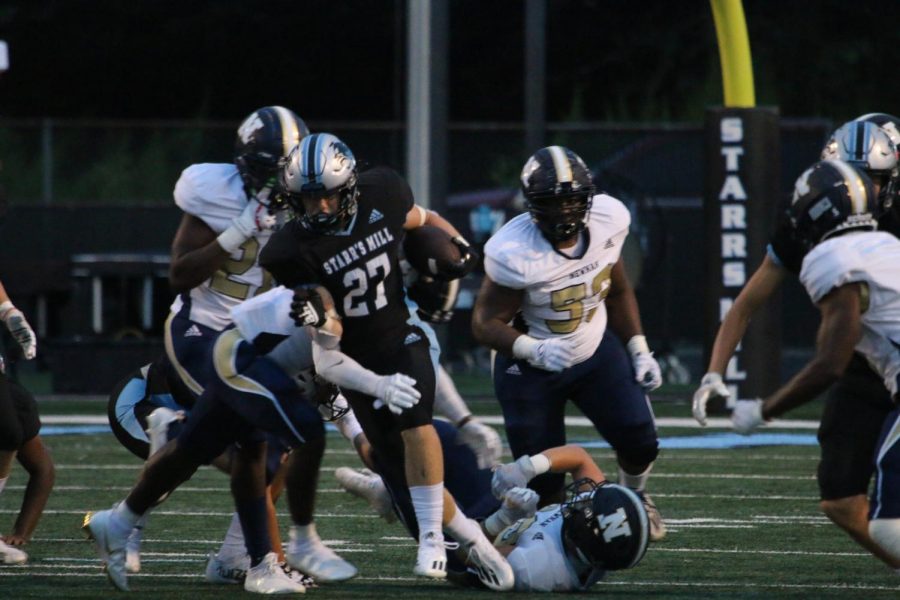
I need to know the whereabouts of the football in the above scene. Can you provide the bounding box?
[402,225,461,278]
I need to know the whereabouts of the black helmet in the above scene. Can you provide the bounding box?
[234,106,309,201]
[788,160,878,253]
[520,146,595,243]
[561,478,649,571]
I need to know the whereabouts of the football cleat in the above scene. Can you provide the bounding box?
[125,525,143,573]
[641,493,667,542]
[465,530,515,591]
[146,407,181,456]
[205,551,250,584]
[334,467,396,523]
[286,527,357,582]
[244,552,306,594]
[280,562,318,588]
[0,539,27,565]
[83,509,130,591]
[413,530,447,580]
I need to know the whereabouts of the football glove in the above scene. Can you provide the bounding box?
[217,198,277,253]
[626,335,662,391]
[290,285,328,328]
[491,455,536,499]
[457,418,503,470]
[732,398,765,434]
[692,372,731,426]
[438,236,479,280]
[483,487,540,536]
[512,335,577,372]
[374,373,421,415]
[0,302,36,360]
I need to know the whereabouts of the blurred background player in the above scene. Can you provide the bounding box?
[728,159,900,566]
[262,133,509,584]
[693,117,900,568]
[471,145,666,540]
[0,281,53,565]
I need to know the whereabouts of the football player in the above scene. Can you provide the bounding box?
[730,159,900,564]
[471,146,666,540]
[0,282,53,565]
[693,117,900,568]
[261,134,514,587]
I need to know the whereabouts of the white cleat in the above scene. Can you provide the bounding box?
[125,525,142,574]
[641,493,667,542]
[280,562,317,588]
[205,551,250,584]
[146,407,181,455]
[465,530,515,591]
[334,467,396,523]
[286,529,357,582]
[0,539,28,565]
[413,530,447,580]
[244,552,306,594]
[82,509,130,591]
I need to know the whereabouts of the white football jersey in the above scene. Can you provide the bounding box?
[800,231,900,395]
[230,286,314,377]
[168,163,275,331]
[499,505,604,592]
[484,194,631,365]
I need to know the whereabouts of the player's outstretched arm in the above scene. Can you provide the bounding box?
[491,445,605,500]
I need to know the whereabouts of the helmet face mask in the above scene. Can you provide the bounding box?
[789,159,878,253]
[560,478,649,572]
[281,133,359,234]
[234,106,309,204]
[520,146,596,244]
[822,120,899,213]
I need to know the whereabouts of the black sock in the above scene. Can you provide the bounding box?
[235,495,271,567]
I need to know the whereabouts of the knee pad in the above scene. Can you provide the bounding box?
[615,441,659,469]
[870,518,900,562]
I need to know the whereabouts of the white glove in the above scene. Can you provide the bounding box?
[627,335,662,391]
[457,418,503,469]
[0,302,36,360]
[217,199,276,253]
[484,486,540,536]
[491,455,536,499]
[732,399,765,434]
[374,373,421,415]
[692,372,731,426]
[512,335,577,372]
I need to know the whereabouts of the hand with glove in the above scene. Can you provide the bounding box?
[732,399,766,434]
[483,487,540,536]
[491,454,550,499]
[290,285,329,328]
[374,373,421,415]
[217,198,277,253]
[457,418,503,469]
[626,335,662,391]
[512,335,577,372]
[438,235,479,280]
[0,301,36,360]
[692,372,731,426]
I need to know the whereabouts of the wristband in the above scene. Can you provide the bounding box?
[216,225,249,254]
[626,334,650,356]
[512,335,540,360]
[529,453,551,476]
[0,301,13,321]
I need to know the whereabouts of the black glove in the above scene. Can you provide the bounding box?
[290,284,328,328]
[438,236,479,280]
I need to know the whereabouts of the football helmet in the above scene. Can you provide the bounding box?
[406,273,460,324]
[820,120,898,209]
[520,145,595,243]
[234,106,309,204]
[855,112,900,149]
[281,133,359,233]
[788,159,878,253]
[560,478,649,571]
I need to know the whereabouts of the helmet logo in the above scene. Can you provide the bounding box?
[238,113,264,144]
[792,167,814,203]
[808,197,834,221]
[598,508,632,543]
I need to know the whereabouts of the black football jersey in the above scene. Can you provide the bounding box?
[261,166,415,359]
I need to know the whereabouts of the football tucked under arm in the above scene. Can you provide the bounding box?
[403,224,477,280]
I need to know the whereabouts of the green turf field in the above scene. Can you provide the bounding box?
[1,393,898,598]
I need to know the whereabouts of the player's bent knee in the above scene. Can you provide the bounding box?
[820,495,867,531]
[869,519,900,561]
[615,442,659,470]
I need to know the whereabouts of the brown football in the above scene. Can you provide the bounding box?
[402,225,461,277]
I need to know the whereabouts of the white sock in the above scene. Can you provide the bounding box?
[335,409,363,442]
[870,518,900,562]
[0,476,7,495]
[618,463,653,493]
[218,512,247,560]
[444,505,483,546]
[289,523,321,549]
[409,483,444,541]
[111,501,142,535]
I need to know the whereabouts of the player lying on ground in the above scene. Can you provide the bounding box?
[729,159,900,567]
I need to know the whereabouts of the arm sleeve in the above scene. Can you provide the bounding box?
[311,335,384,397]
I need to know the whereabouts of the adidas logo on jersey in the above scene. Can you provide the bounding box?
[505,364,521,375]
[184,325,203,338]
[404,332,422,345]
[604,238,615,249]
[532,533,544,541]
[369,209,384,224]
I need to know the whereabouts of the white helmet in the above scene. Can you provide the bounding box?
[820,120,898,209]
[281,132,359,233]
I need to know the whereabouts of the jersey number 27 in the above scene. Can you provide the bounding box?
[343,253,391,317]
